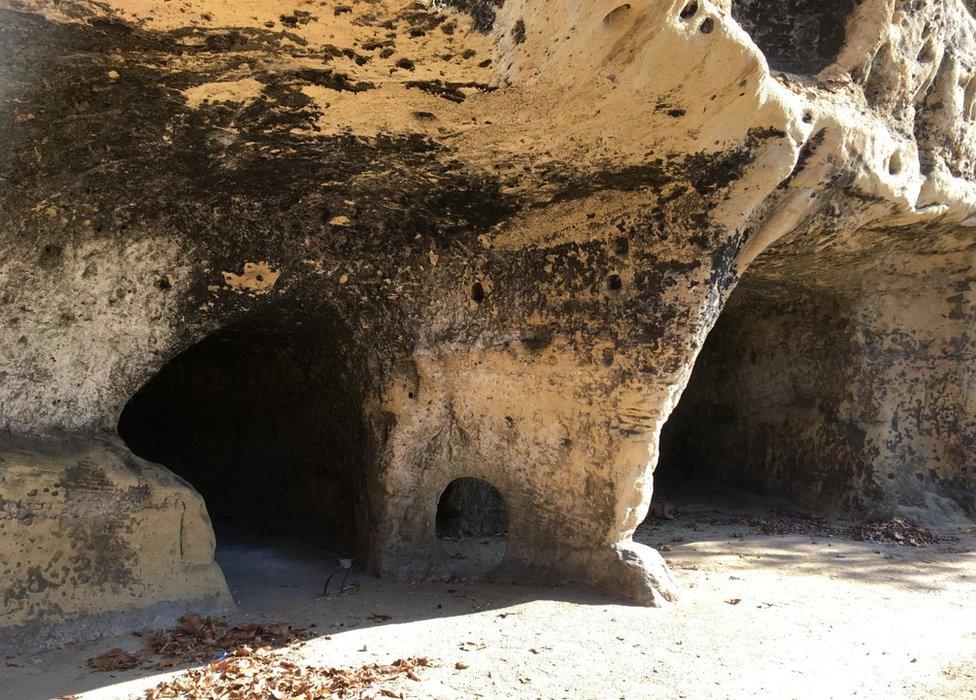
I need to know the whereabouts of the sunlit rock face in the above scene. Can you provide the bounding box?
[0,0,974,649]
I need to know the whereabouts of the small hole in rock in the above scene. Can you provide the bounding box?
[679,1,699,20]
[888,151,903,175]
[699,17,714,33]
[802,111,813,124]
[436,478,507,578]
[471,281,485,303]
[918,41,935,63]
[607,274,623,292]
[603,4,632,24]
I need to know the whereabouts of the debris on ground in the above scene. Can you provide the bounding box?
[86,614,309,672]
[846,518,940,547]
[143,645,429,699]
[727,512,831,536]
[646,503,680,521]
[647,507,940,547]
[86,647,141,671]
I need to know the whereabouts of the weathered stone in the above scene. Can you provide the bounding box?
[0,439,230,651]
[0,0,973,649]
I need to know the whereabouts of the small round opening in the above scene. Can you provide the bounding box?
[699,17,714,33]
[436,477,508,578]
[471,280,486,304]
[607,273,623,293]
[888,151,903,176]
[918,41,935,64]
[603,3,632,24]
[679,1,699,19]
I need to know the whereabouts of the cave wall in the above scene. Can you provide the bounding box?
[0,0,974,650]
[849,252,976,523]
[731,0,856,74]
[0,440,230,650]
[659,243,976,526]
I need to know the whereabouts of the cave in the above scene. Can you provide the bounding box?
[731,0,856,74]
[435,477,508,577]
[117,306,369,599]
[4,0,976,673]
[655,276,859,512]
[655,238,976,527]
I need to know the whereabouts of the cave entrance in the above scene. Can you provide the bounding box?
[117,307,368,606]
[730,0,856,75]
[436,477,508,578]
[653,276,857,513]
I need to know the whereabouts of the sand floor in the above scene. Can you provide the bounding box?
[3,493,975,699]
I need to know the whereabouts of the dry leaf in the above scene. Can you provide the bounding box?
[145,649,429,700]
[86,648,141,671]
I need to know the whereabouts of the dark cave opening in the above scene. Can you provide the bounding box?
[731,0,855,75]
[117,307,369,564]
[654,277,859,511]
[436,477,508,537]
[436,477,508,576]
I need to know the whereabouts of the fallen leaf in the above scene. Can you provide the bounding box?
[143,647,428,700]
[86,648,141,672]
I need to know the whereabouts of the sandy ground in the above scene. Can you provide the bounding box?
[3,492,975,700]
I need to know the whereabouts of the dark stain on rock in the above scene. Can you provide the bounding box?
[512,19,527,44]
[404,79,495,102]
[443,0,506,32]
[58,463,113,492]
[287,68,374,93]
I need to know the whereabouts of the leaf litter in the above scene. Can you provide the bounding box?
[87,614,309,672]
[86,614,432,699]
[144,646,429,699]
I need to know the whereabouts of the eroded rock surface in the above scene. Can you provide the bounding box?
[0,0,974,648]
[0,440,230,650]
